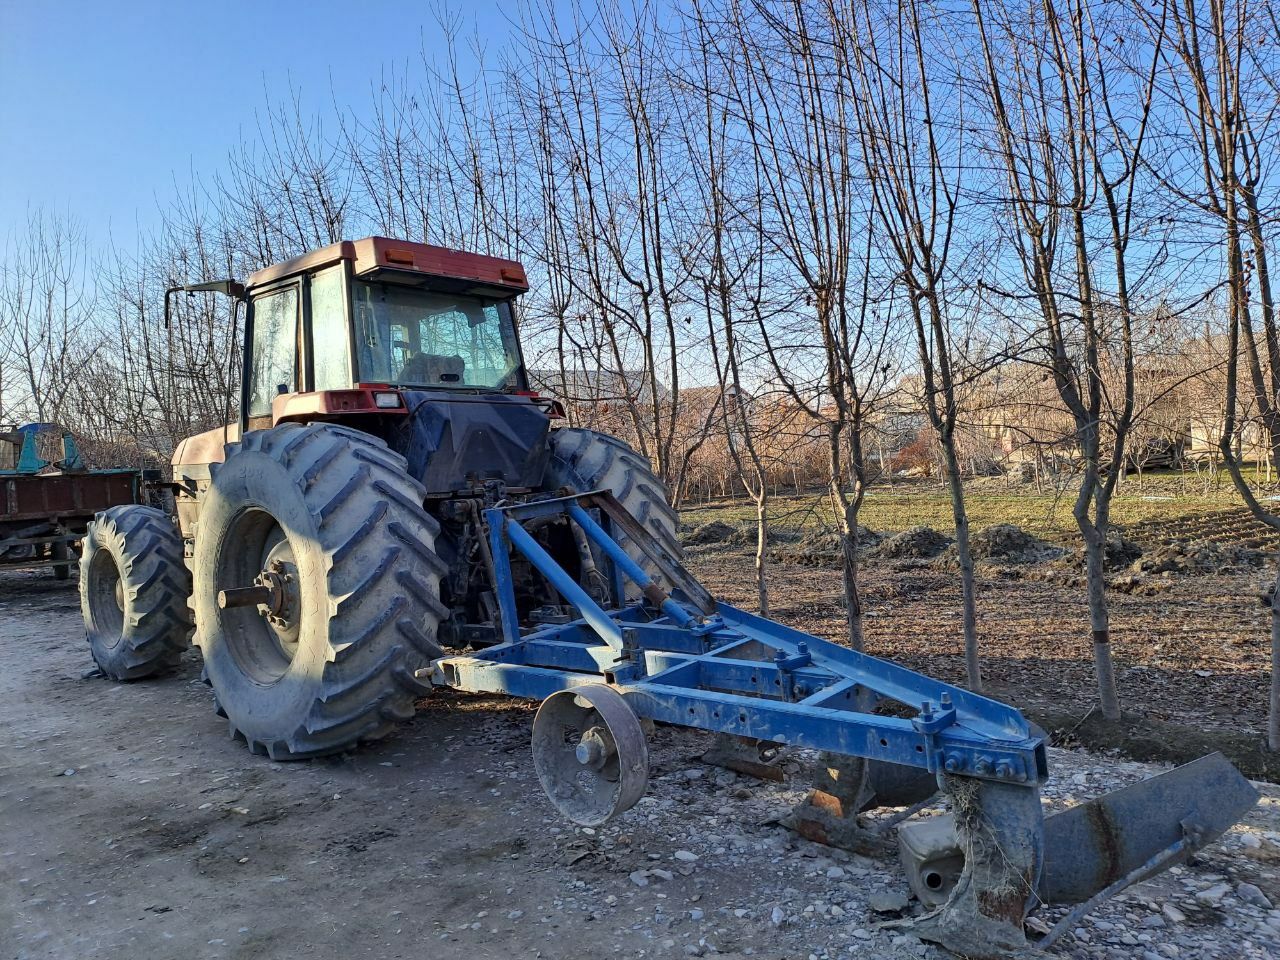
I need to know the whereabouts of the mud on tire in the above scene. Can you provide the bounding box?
[193,422,447,759]
[81,505,192,680]
[544,428,682,593]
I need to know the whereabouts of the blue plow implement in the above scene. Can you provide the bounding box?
[426,490,1257,958]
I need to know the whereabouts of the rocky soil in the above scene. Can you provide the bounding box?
[2,571,1279,960]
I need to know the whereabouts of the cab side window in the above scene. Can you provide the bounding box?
[248,287,299,417]
[310,266,350,390]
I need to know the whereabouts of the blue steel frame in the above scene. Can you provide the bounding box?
[432,490,1047,788]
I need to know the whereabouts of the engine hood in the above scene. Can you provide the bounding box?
[391,392,551,495]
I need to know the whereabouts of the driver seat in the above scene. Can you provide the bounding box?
[399,353,465,385]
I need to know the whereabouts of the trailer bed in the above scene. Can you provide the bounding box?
[1,469,146,574]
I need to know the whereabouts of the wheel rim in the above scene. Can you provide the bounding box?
[87,549,125,648]
[531,685,649,825]
[217,508,303,685]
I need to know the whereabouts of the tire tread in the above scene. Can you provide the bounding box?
[195,423,445,759]
[81,505,192,681]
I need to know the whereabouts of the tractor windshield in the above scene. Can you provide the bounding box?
[352,281,523,390]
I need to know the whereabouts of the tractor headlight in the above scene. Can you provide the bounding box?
[373,391,402,409]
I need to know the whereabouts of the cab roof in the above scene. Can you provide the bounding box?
[245,237,529,298]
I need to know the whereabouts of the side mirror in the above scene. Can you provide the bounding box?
[164,279,247,329]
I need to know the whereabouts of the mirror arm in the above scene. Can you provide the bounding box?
[164,279,248,329]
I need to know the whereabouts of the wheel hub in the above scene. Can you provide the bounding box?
[575,727,612,770]
[254,558,299,628]
[214,520,302,678]
[254,536,300,656]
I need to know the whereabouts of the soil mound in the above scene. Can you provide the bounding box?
[683,519,748,546]
[935,523,1062,567]
[871,525,953,560]
[1132,539,1263,575]
[972,523,1060,562]
[1103,530,1145,568]
[1054,529,1144,571]
[770,524,880,567]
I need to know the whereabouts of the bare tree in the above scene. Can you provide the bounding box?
[972,0,1167,719]
[677,5,774,608]
[216,89,352,265]
[707,0,899,650]
[1154,0,1280,747]
[847,0,984,688]
[508,1,719,501]
[89,186,245,462]
[0,210,102,427]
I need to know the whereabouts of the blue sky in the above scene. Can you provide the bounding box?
[0,0,518,248]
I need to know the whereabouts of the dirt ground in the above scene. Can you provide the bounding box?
[3,525,1280,960]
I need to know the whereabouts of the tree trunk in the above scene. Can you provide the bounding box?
[840,499,865,652]
[943,441,981,691]
[1083,526,1120,720]
[754,494,770,617]
[1271,563,1280,750]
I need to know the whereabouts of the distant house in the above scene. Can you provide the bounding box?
[965,347,1215,471]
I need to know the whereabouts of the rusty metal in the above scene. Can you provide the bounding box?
[1037,822,1201,949]
[899,752,1259,916]
[1,430,147,574]
[908,778,1045,959]
[785,753,937,857]
[1039,751,1256,904]
[3,471,141,525]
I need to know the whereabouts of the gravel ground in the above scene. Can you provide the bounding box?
[2,571,1279,960]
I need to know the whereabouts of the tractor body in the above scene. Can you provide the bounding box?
[172,236,546,505]
[77,237,1258,959]
[168,238,610,652]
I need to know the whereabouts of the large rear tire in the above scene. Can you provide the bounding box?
[192,422,447,759]
[544,429,682,593]
[81,505,192,680]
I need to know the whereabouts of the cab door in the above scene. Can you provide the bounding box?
[244,284,300,431]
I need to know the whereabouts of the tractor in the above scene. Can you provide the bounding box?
[78,237,1257,958]
[81,237,675,730]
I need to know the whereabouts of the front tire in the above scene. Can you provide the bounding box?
[193,423,447,759]
[81,505,192,680]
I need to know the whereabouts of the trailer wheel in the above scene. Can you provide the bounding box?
[192,423,447,759]
[81,505,192,680]
[51,537,71,580]
[545,428,682,594]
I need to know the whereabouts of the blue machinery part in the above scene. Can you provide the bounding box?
[2,424,84,475]
[429,490,1258,958]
